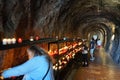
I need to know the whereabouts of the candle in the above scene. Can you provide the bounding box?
[30,36,34,41]
[63,37,66,40]
[7,38,12,44]
[11,38,16,44]
[35,36,39,40]
[18,38,22,43]
[56,36,58,40]
[2,38,7,45]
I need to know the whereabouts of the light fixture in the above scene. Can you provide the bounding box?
[111,34,115,40]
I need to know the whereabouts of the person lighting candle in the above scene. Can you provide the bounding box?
[0,45,54,80]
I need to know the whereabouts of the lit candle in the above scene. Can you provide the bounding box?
[30,36,34,41]
[53,66,55,70]
[2,38,7,45]
[56,36,58,40]
[7,38,12,44]
[35,36,39,40]
[11,38,16,44]
[63,37,66,40]
[59,66,62,70]
[18,38,22,43]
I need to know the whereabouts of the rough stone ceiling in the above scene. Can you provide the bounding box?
[0,0,120,38]
[1,0,120,66]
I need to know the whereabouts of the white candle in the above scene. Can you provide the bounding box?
[2,38,7,45]
[11,38,16,44]
[63,37,66,40]
[7,38,12,44]
[30,36,34,41]
[30,38,34,41]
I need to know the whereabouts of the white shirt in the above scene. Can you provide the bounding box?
[82,50,88,54]
[97,40,102,46]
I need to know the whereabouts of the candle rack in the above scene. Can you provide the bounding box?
[0,38,57,50]
[48,38,82,80]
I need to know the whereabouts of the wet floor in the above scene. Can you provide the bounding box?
[73,48,120,80]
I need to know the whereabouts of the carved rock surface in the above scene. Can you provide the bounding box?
[1,0,120,70]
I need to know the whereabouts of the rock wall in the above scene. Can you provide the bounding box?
[1,0,120,70]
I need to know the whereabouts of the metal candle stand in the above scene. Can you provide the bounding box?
[48,38,82,80]
[0,37,82,80]
[0,38,56,50]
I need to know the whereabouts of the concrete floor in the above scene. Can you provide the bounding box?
[72,48,120,80]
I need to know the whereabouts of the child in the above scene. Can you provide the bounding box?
[82,44,89,67]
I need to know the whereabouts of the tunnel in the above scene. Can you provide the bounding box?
[1,0,120,80]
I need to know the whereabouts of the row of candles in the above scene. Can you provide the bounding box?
[53,47,81,70]
[2,38,20,45]
[48,42,82,56]
[52,42,82,70]
[2,36,40,45]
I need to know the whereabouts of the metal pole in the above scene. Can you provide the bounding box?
[56,41,60,80]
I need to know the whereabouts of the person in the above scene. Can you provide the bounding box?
[0,45,54,80]
[82,43,89,67]
[90,38,96,61]
[97,39,102,48]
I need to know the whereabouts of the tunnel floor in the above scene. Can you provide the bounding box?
[71,48,120,80]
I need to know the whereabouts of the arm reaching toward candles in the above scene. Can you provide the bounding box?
[2,56,44,78]
[1,45,54,80]
[0,73,4,80]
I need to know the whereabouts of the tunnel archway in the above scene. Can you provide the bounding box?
[55,1,120,63]
[1,0,120,71]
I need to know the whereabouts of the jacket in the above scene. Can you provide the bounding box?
[2,55,54,80]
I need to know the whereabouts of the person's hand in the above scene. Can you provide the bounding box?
[0,72,4,80]
[0,75,4,80]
